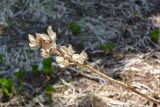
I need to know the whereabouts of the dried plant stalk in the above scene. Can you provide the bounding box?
[28,26,160,105]
[63,55,160,105]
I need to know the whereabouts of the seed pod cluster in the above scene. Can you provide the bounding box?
[28,26,88,67]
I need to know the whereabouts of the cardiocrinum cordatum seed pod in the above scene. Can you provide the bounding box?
[28,26,88,67]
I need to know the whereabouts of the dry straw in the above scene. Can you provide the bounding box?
[28,26,160,105]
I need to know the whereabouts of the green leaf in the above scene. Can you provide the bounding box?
[42,58,53,75]
[45,85,56,95]
[32,64,39,76]
[150,29,160,42]
[14,67,26,81]
[0,78,14,97]
[69,22,81,35]
[100,43,116,53]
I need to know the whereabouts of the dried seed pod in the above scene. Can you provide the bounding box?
[28,26,88,66]
[28,34,36,43]
[80,51,88,60]
[36,34,43,43]
[28,34,40,49]
[77,57,85,64]
[59,61,69,68]
[40,49,51,58]
[60,46,68,55]
[47,26,56,41]
[36,33,51,41]
[68,44,75,56]
[60,45,75,58]
[56,56,69,68]
[41,41,57,52]
[49,42,57,49]
[56,56,64,63]
[72,54,84,64]
[29,43,39,50]
[49,48,62,56]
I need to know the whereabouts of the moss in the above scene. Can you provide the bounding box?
[100,43,116,53]
[69,22,81,35]
[150,29,160,43]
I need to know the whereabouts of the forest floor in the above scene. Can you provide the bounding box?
[0,0,160,106]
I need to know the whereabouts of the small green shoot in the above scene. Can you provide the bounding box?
[0,78,14,97]
[69,22,81,35]
[45,85,56,96]
[14,67,26,82]
[100,43,116,53]
[32,64,39,76]
[150,29,160,42]
[42,58,53,75]
[45,85,56,103]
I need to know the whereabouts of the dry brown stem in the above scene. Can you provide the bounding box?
[65,56,160,105]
